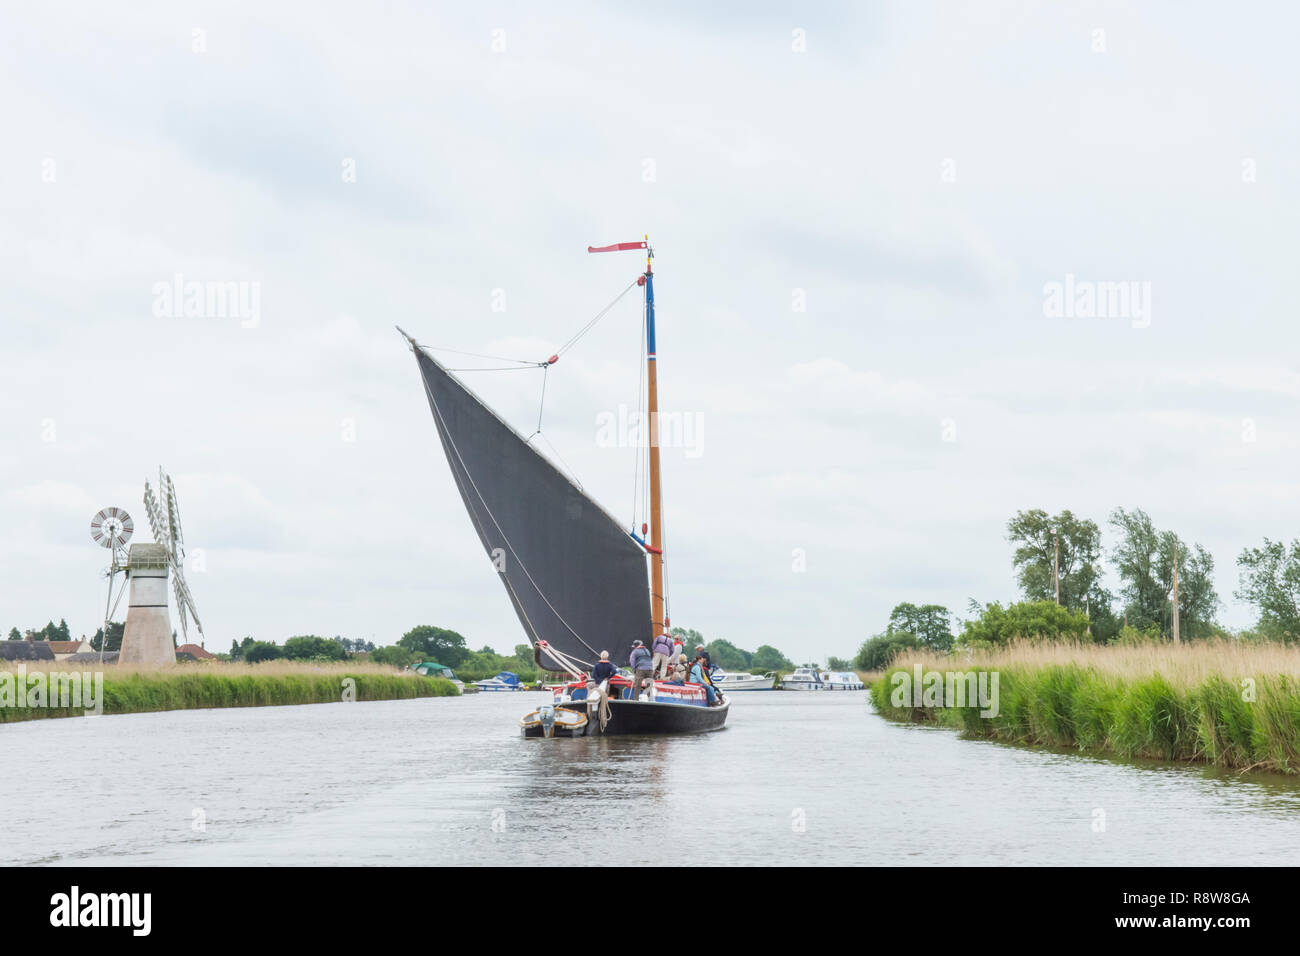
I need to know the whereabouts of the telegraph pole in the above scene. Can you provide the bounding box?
[1053,531,1060,605]
[1171,549,1181,644]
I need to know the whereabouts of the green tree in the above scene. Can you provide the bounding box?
[243,641,283,663]
[1109,508,1165,630]
[91,622,125,652]
[750,645,794,671]
[7,627,19,641]
[827,656,852,670]
[371,645,416,668]
[1007,510,1105,607]
[958,600,1090,645]
[397,625,468,667]
[886,603,954,650]
[1110,507,1219,637]
[1236,538,1300,642]
[1007,509,1115,639]
[854,633,920,671]
[704,639,751,670]
[669,626,704,647]
[283,635,347,661]
[1159,537,1218,638]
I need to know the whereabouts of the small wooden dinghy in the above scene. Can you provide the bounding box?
[520,704,589,738]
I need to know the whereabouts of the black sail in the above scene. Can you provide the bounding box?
[412,346,652,672]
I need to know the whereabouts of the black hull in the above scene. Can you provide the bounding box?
[556,698,729,736]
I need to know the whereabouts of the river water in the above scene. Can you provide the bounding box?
[7,691,1300,865]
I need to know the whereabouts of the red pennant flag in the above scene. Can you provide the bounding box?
[588,241,647,253]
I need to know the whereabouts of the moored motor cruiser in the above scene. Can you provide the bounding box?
[782,666,827,691]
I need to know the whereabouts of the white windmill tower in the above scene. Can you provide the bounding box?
[118,468,205,665]
[89,506,133,661]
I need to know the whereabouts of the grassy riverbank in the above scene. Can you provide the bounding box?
[870,642,1300,774]
[0,661,459,723]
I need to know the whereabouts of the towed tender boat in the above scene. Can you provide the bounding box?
[520,703,588,738]
[401,237,727,736]
[713,668,775,691]
[820,670,865,690]
[782,666,826,691]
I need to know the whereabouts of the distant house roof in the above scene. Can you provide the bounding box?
[66,651,118,664]
[0,641,56,661]
[47,641,88,654]
[176,643,216,660]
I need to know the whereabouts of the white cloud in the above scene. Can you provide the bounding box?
[2,1,1297,651]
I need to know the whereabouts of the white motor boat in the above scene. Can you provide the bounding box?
[473,671,528,692]
[819,670,865,691]
[712,669,775,691]
[781,666,826,691]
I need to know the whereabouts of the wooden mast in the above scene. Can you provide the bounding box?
[644,236,666,638]
[586,236,666,639]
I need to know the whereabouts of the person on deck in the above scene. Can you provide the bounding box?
[671,634,685,666]
[651,632,674,680]
[689,656,721,706]
[589,650,617,700]
[629,640,654,699]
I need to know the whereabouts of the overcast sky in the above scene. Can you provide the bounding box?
[4,1,1298,659]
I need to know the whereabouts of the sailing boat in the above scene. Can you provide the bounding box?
[399,238,728,735]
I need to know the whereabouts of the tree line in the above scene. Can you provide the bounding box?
[6,620,73,642]
[373,624,798,680]
[854,506,1300,670]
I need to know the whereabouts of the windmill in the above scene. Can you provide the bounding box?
[143,467,204,645]
[90,507,134,661]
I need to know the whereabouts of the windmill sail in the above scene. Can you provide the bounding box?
[412,347,651,672]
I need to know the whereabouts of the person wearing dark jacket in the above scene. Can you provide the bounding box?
[591,650,617,687]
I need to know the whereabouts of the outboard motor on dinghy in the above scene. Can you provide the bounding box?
[538,703,557,738]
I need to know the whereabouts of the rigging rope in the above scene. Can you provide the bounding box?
[597,683,612,731]
[423,277,640,370]
[554,278,640,358]
[428,277,643,487]
[422,346,539,365]
[448,364,544,372]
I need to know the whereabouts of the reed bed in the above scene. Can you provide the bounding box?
[0,660,458,723]
[869,641,1300,774]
